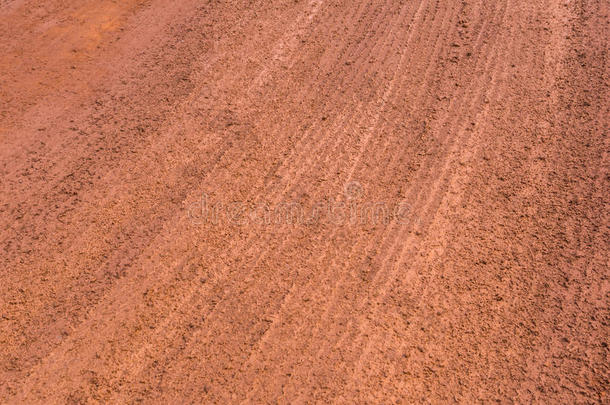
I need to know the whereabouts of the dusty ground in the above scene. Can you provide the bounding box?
[0,0,608,403]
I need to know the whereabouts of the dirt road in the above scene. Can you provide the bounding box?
[1,0,608,402]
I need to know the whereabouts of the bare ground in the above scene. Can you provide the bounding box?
[0,0,608,403]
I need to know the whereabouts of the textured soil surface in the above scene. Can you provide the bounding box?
[1,0,608,403]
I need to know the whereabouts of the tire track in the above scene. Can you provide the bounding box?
[343,0,511,390]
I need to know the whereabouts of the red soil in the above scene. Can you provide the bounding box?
[0,0,608,402]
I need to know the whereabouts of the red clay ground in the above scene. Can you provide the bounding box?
[0,0,608,403]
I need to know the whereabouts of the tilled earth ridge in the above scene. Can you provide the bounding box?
[0,0,608,403]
